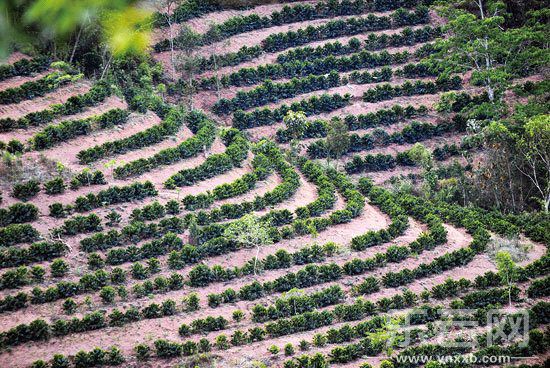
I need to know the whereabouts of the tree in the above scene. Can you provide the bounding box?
[516,115,550,212]
[408,143,433,170]
[407,143,437,197]
[283,110,307,161]
[176,54,201,109]
[434,0,545,101]
[152,0,179,70]
[1,0,151,60]
[223,214,272,275]
[326,118,350,168]
[495,250,517,307]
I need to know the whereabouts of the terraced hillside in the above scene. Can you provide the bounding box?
[0,0,548,368]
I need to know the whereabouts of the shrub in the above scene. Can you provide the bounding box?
[50,259,69,277]
[44,177,66,194]
[62,298,77,314]
[232,309,245,322]
[12,180,40,201]
[100,286,117,304]
[284,343,295,356]
[0,202,39,226]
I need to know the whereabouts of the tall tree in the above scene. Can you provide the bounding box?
[515,115,550,212]
[434,0,546,102]
[283,110,307,161]
[326,118,350,168]
[495,250,518,307]
[223,214,273,275]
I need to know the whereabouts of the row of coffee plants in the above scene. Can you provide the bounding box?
[0,202,38,226]
[178,141,299,225]
[251,285,345,322]
[155,0,428,51]
[30,346,125,368]
[0,56,50,81]
[112,111,217,178]
[195,45,263,72]
[0,65,80,105]
[0,80,113,132]
[0,223,40,246]
[151,0,278,27]
[48,181,157,216]
[0,258,70,291]
[53,213,102,236]
[213,71,342,114]
[76,107,185,164]
[182,149,274,210]
[0,237,186,311]
[80,216,185,252]
[233,93,351,129]
[197,48,411,90]
[261,7,429,53]
[276,104,427,143]
[138,288,427,361]
[344,140,472,174]
[307,120,457,159]
[163,128,248,188]
[32,109,130,150]
[0,292,229,348]
[36,171,106,202]
[363,75,462,102]
[0,241,67,269]
[200,206,443,306]
[214,63,436,115]
[276,26,440,64]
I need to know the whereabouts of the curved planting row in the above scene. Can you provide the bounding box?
[233,93,351,129]
[154,0,430,52]
[276,104,427,143]
[195,48,413,90]
[213,61,442,114]
[0,64,80,105]
[163,128,248,188]
[48,181,157,216]
[112,110,217,179]
[31,109,129,150]
[344,139,480,174]
[152,0,303,27]
[307,118,459,159]
[0,56,50,82]
[76,107,185,164]
[276,25,441,64]
[0,81,112,133]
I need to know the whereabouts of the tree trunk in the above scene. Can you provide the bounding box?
[69,26,83,64]
[487,82,495,102]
